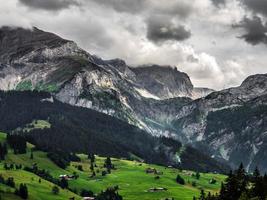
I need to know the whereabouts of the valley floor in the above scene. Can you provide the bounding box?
[0,132,226,200]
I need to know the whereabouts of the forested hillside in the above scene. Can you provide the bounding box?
[0,90,229,173]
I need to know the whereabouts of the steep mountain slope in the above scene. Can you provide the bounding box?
[192,87,215,100]
[131,65,194,99]
[0,90,229,173]
[0,26,213,137]
[172,74,267,172]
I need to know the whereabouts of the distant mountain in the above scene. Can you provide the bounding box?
[172,73,267,172]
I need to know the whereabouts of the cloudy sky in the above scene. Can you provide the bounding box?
[1,0,267,90]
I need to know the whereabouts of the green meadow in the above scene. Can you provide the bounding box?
[0,132,226,200]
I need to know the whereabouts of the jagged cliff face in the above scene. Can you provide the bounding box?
[131,65,194,99]
[173,74,267,172]
[0,26,199,136]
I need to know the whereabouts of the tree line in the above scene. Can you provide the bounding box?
[194,164,267,200]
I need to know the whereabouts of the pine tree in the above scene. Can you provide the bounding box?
[19,183,28,199]
[95,187,122,200]
[252,167,265,200]
[88,153,95,163]
[105,157,113,170]
[196,172,200,180]
[236,163,248,198]
[199,189,206,200]
[90,162,94,171]
[0,143,7,160]
[4,163,8,170]
[219,182,227,200]
[30,150,33,159]
[59,178,68,189]
[176,174,185,185]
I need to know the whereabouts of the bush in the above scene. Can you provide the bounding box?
[52,186,59,195]
[192,181,197,187]
[209,178,217,184]
[6,177,15,188]
[80,189,94,197]
[77,165,83,171]
[176,175,185,185]
[102,171,107,176]
[18,184,28,199]
[59,178,68,189]
[95,187,122,200]
[195,172,200,180]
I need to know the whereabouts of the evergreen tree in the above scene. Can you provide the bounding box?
[7,134,26,154]
[59,178,68,189]
[176,174,185,185]
[104,157,113,170]
[199,190,206,200]
[236,163,247,194]
[195,164,254,200]
[88,153,95,163]
[0,143,7,160]
[196,172,200,180]
[252,167,265,200]
[6,177,15,187]
[95,187,122,200]
[18,183,28,199]
[4,163,8,170]
[90,162,94,171]
[30,150,33,159]
[219,183,227,200]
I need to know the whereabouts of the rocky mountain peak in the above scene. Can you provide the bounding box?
[131,65,194,99]
[240,73,267,91]
[0,26,73,64]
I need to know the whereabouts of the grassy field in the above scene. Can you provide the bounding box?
[12,120,51,133]
[0,168,80,200]
[0,132,226,200]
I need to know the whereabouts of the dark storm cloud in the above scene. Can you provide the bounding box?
[146,16,191,43]
[210,0,226,7]
[90,0,146,14]
[242,0,267,16]
[18,0,80,11]
[235,16,267,45]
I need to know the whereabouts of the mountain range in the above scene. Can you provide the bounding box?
[0,26,266,172]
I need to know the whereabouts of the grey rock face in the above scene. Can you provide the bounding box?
[132,65,194,100]
[172,73,267,172]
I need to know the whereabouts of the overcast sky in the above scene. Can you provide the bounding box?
[1,0,267,90]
